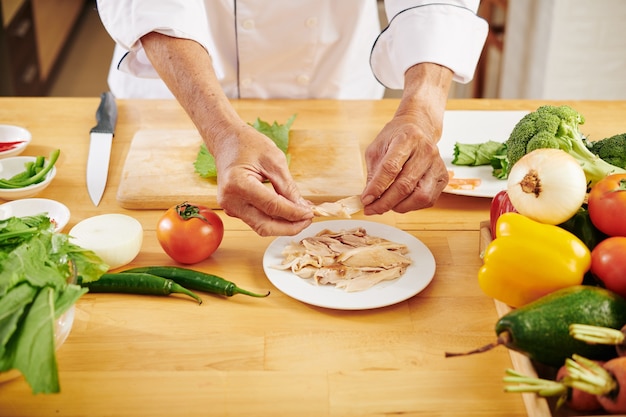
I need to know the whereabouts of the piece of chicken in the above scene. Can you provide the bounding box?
[337,245,411,269]
[311,195,363,218]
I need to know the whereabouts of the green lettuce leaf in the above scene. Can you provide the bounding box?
[249,114,295,153]
[193,144,217,179]
[194,114,296,178]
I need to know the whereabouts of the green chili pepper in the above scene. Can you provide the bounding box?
[123,266,270,298]
[81,272,203,304]
[0,149,60,189]
[8,161,36,182]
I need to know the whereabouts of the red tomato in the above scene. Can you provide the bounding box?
[588,173,626,236]
[591,236,626,297]
[156,202,224,264]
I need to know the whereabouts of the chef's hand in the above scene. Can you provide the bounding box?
[140,33,312,236]
[213,124,314,236]
[361,114,448,214]
[360,63,453,215]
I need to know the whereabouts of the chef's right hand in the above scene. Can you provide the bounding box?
[211,124,313,236]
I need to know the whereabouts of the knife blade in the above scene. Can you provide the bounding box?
[87,91,118,206]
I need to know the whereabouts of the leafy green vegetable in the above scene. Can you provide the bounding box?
[249,115,295,154]
[0,214,108,394]
[558,204,608,252]
[194,114,296,178]
[587,132,626,169]
[10,287,58,393]
[452,140,503,166]
[490,143,510,180]
[194,145,217,179]
[451,140,509,179]
[0,283,36,353]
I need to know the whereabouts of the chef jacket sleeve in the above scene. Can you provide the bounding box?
[371,1,489,89]
[96,0,211,78]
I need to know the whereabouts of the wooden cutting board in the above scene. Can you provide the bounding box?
[116,129,365,209]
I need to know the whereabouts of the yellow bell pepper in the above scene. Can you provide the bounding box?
[478,212,591,308]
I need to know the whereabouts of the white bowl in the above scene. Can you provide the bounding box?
[0,198,70,232]
[0,125,31,158]
[0,156,57,200]
[54,305,76,348]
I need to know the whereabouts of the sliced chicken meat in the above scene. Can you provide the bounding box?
[311,196,364,218]
[337,245,411,269]
[334,266,407,292]
[274,227,411,292]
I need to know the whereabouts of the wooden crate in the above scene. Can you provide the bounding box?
[480,221,605,417]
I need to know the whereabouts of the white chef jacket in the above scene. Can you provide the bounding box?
[96,0,488,99]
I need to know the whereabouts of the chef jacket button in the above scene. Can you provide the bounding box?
[305,17,318,28]
[241,78,252,87]
[297,74,310,85]
[242,19,255,30]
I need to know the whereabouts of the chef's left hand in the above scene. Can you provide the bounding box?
[361,63,452,215]
[360,112,448,215]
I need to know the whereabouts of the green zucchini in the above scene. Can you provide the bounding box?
[496,285,626,367]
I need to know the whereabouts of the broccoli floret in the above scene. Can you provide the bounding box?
[526,130,560,152]
[505,105,626,186]
[587,133,626,169]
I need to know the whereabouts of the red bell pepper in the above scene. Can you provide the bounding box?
[490,190,517,239]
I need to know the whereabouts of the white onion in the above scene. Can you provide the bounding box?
[507,149,587,225]
[69,214,143,270]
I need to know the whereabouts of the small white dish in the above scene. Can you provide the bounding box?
[0,125,31,158]
[0,198,70,232]
[0,156,57,200]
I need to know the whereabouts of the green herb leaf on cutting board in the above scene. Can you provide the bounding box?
[194,145,217,179]
[250,114,295,154]
[194,114,296,179]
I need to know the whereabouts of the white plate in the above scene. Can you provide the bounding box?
[263,220,436,310]
[0,125,31,158]
[0,198,70,232]
[439,110,529,198]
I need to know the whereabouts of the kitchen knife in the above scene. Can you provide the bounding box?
[87,91,117,206]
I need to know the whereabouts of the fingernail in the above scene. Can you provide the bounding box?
[362,195,375,206]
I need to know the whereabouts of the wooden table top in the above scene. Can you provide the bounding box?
[0,97,624,417]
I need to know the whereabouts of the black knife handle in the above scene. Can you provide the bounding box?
[90,91,118,135]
